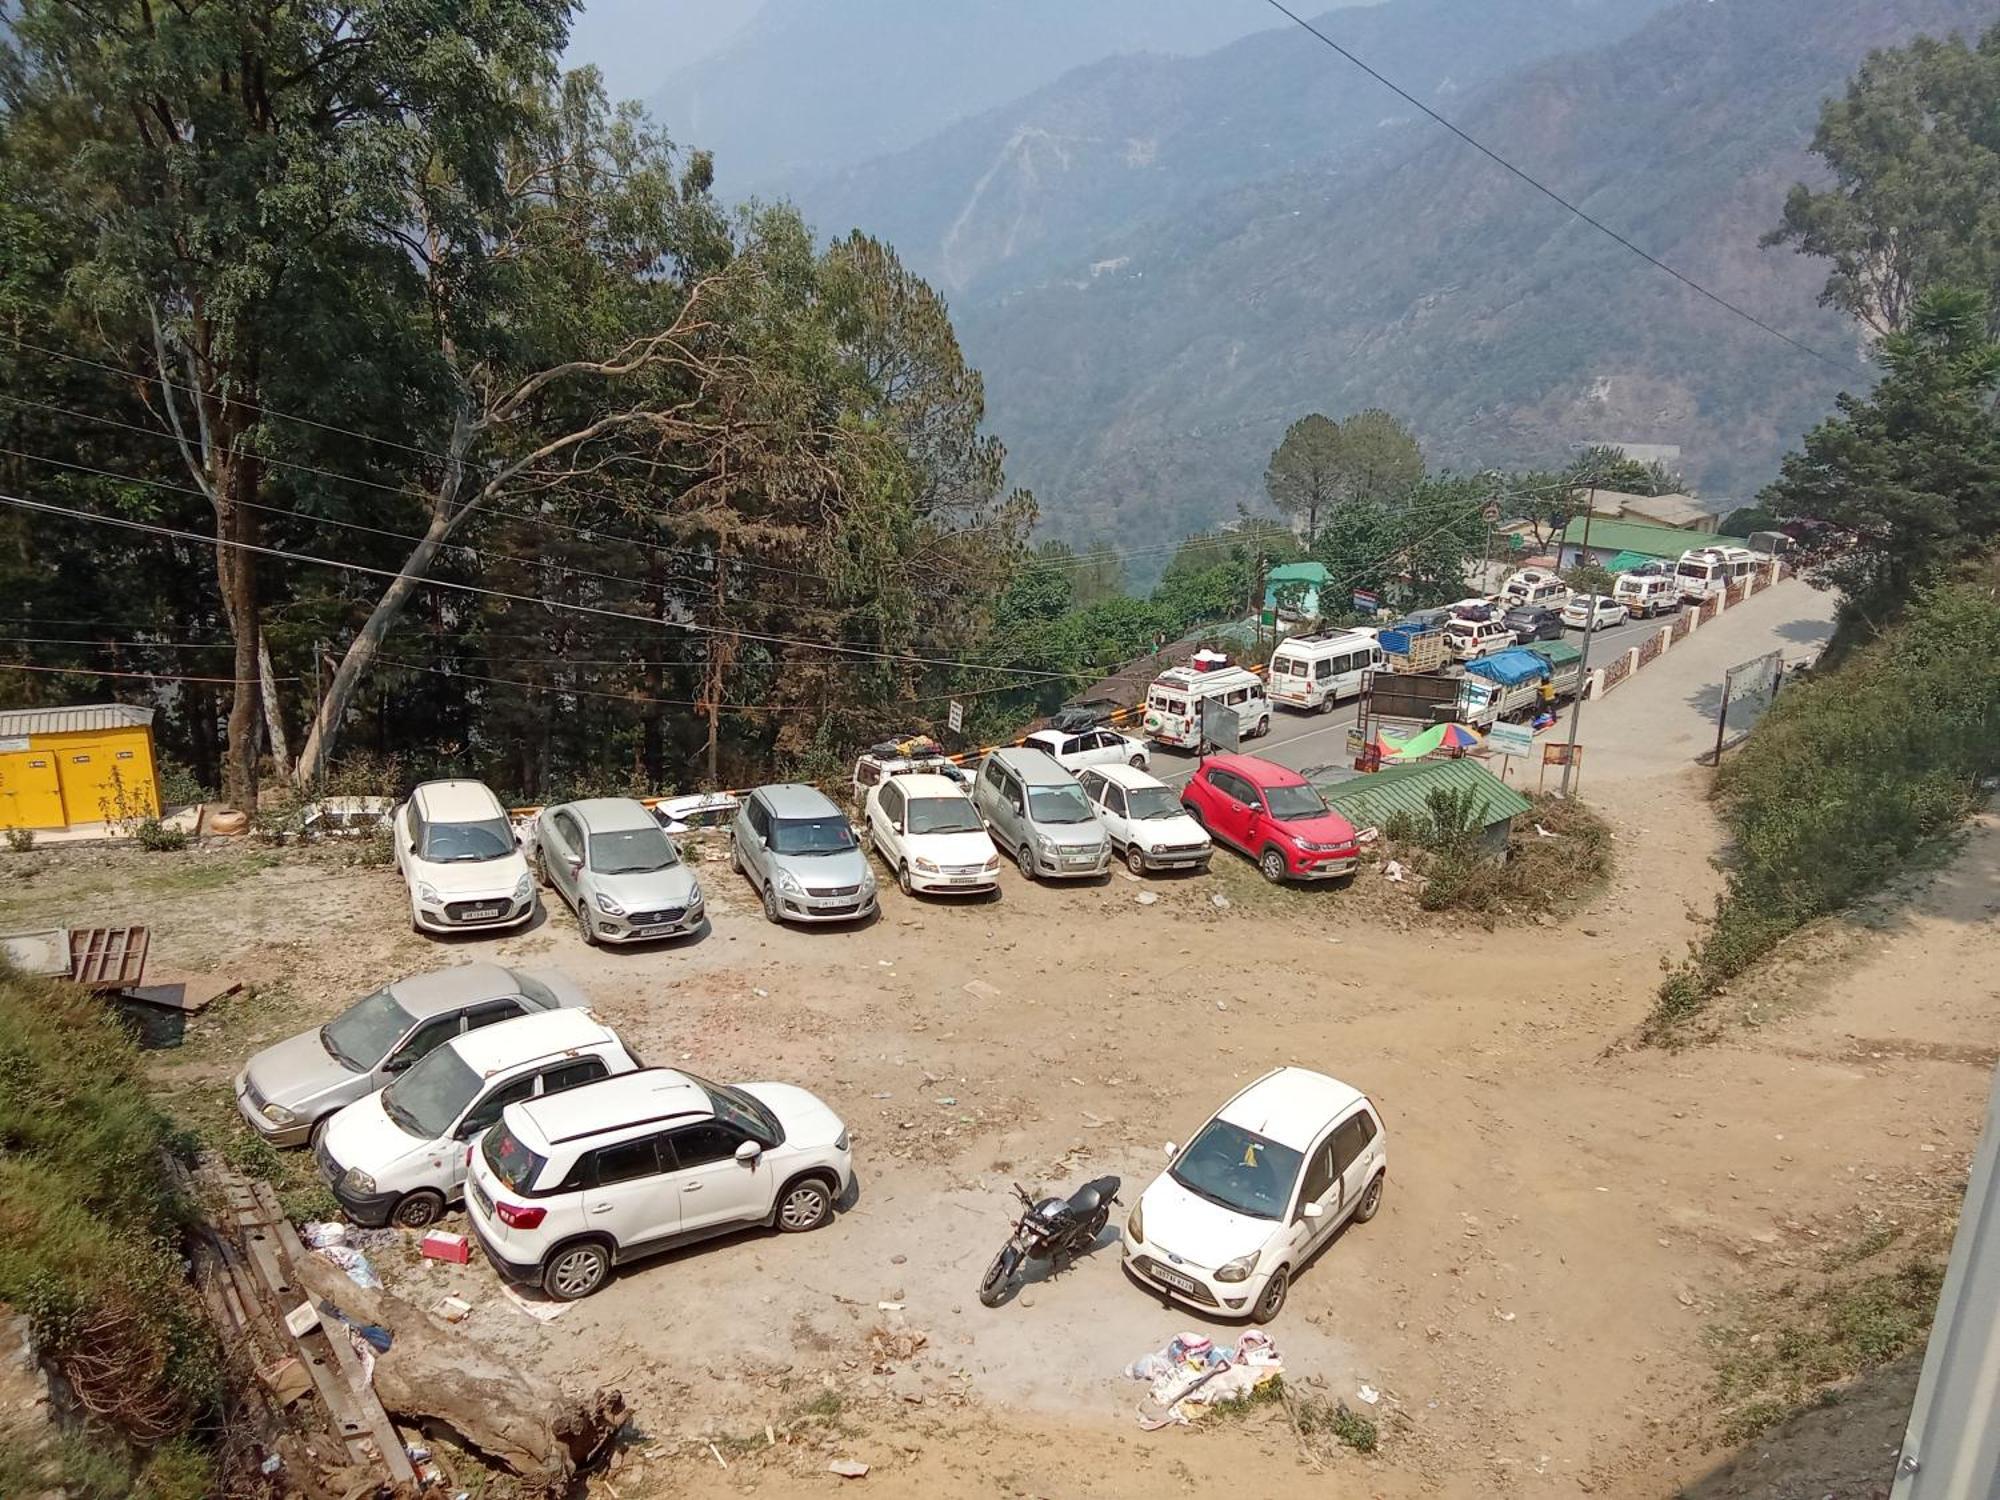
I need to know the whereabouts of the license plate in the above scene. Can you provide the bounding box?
[1151,1263,1200,1295]
[948,875,980,885]
[462,904,501,920]
[637,924,674,937]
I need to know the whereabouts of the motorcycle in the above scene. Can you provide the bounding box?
[977,1175,1122,1307]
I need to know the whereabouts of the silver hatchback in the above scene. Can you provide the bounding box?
[534,797,706,945]
[732,784,879,924]
[972,747,1111,881]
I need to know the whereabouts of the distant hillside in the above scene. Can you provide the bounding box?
[886,0,1989,554]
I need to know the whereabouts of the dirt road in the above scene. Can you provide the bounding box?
[7,579,1992,1498]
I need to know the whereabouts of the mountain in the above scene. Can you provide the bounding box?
[646,0,1305,190]
[800,0,1988,557]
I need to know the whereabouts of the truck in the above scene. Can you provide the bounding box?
[1376,617,1448,674]
[1457,643,1584,727]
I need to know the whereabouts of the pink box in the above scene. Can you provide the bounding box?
[420,1229,470,1264]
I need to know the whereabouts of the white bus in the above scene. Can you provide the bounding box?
[1266,630,1384,715]
[1142,664,1269,749]
[1675,546,1760,603]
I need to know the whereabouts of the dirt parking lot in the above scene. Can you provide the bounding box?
[5,582,1994,1498]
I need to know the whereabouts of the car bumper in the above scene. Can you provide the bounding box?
[1028,850,1112,879]
[1134,847,1210,871]
[1122,1234,1257,1315]
[777,890,879,923]
[1288,853,1358,880]
[314,1136,403,1227]
[466,1211,546,1288]
[589,905,705,942]
[907,869,999,895]
[234,1071,312,1148]
[413,894,536,934]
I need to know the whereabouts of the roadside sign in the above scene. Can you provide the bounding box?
[1482,500,1502,525]
[1541,742,1579,768]
[946,700,964,734]
[1352,589,1379,615]
[1199,698,1240,755]
[1486,721,1534,759]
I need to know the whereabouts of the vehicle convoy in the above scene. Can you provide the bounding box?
[1675,545,1760,603]
[863,771,1001,895]
[466,1066,854,1301]
[1143,661,1269,749]
[1265,630,1383,714]
[236,963,587,1148]
[1457,643,1584,727]
[733,784,879,925]
[973,747,1111,881]
[1124,1067,1387,1323]
[1181,753,1358,884]
[317,1008,638,1228]
[394,779,537,936]
[534,797,705,945]
[1613,571,1680,618]
[1076,763,1211,875]
[1022,724,1151,773]
[979,1175,1123,1308]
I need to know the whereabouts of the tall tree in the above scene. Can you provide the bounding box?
[1335,409,1425,506]
[1764,26,2000,337]
[1264,413,1343,540]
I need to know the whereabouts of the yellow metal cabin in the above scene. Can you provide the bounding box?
[0,703,161,831]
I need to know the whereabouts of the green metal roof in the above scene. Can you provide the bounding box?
[1554,516,1731,558]
[1266,562,1330,584]
[1311,757,1532,832]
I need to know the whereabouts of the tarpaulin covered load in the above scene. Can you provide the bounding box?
[1462,648,1552,687]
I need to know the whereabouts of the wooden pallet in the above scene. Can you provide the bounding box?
[67,925,149,989]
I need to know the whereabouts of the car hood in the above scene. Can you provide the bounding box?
[905,829,996,864]
[588,865,700,911]
[740,1082,844,1149]
[776,848,871,889]
[1033,820,1106,849]
[321,1087,438,1175]
[1138,1173,1275,1269]
[1130,813,1208,850]
[414,850,529,897]
[244,1027,360,1113]
[1273,810,1357,845]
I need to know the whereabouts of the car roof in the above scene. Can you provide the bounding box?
[893,773,972,799]
[1090,762,1166,790]
[385,961,525,1016]
[560,797,658,833]
[1021,729,1063,749]
[412,779,507,821]
[754,783,841,818]
[510,1066,712,1149]
[1217,1067,1367,1151]
[444,1008,619,1076]
[984,746,1074,784]
[1199,753,1305,790]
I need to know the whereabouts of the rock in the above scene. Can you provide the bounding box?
[890,1254,907,1265]
[1019,1293,1035,1308]
[828,1458,870,1478]
[1210,893,1231,910]
[1135,891,1160,906]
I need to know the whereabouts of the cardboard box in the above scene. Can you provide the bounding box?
[283,1301,320,1338]
[420,1229,470,1264]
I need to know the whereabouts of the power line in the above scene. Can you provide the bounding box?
[1255,0,1855,372]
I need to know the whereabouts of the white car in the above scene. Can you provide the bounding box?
[315,1009,637,1229]
[863,772,1001,896]
[393,779,536,936]
[1124,1067,1388,1323]
[464,1066,854,1301]
[1443,617,1516,661]
[1021,726,1150,774]
[1562,594,1630,631]
[1075,764,1211,876]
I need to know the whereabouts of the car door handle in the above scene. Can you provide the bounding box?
[588,1203,613,1213]
[683,1182,703,1193]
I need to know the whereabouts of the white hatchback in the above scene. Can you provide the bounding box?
[1021,726,1151,774]
[316,1009,638,1229]
[863,772,1002,896]
[1075,764,1211,876]
[1124,1067,1387,1323]
[464,1067,854,1300]
[393,779,536,936]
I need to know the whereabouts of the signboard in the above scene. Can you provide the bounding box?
[1199,697,1240,755]
[946,700,964,734]
[1486,721,1534,759]
[0,736,28,753]
[1481,500,1502,524]
[1542,742,1580,768]
[1352,589,1379,615]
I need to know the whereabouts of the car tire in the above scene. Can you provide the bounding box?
[1128,752,1147,769]
[776,1176,834,1233]
[307,1114,331,1153]
[1125,846,1148,878]
[391,1190,446,1230]
[1016,843,1036,881]
[898,862,914,896]
[761,883,782,924]
[1184,802,1206,829]
[1259,847,1288,884]
[543,1240,611,1301]
[1353,1172,1386,1224]
[577,905,597,947]
[730,841,743,875]
[534,850,549,887]
[1318,695,1337,716]
[1255,716,1270,738]
[1252,1265,1289,1324]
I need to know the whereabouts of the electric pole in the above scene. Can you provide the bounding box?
[1559,482,1597,797]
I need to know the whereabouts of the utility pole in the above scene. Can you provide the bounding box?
[1249,552,1267,661]
[1559,483,1597,797]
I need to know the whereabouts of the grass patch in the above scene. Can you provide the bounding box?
[156,1078,339,1224]
[1205,1375,1378,1456]
[1382,790,1613,920]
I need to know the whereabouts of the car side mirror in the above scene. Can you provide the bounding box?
[1162,1142,1177,1158]
[1301,1201,1325,1220]
[734,1139,762,1164]
[383,1055,410,1074]
[566,854,583,874]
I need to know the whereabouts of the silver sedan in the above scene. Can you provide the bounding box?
[534,797,706,945]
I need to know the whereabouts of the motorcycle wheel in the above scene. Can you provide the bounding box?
[978,1242,1023,1307]
[1084,1206,1110,1242]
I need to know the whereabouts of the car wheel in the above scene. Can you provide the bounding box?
[307,1114,331,1152]
[391,1190,446,1230]
[544,1241,611,1301]
[776,1177,834,1233]
[534,850,549,886]
[1128,752,1147,768]
[1259,847,1288,884]
[1353,1172,1386,1224]
[1318,695,1338,716]
[1125,846,1148,878]
[898,861,914,896]
[1255,716,1270,738]
[1252,1265,1289,1324]
[1016,843,1036,881]
[577,904,598,947]
[730,840,743,875]
[1184,802,1206,829]
[761,882,782,923]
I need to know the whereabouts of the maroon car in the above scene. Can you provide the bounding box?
[1180,753,1358,884]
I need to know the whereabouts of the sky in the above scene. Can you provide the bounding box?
[561,0,765,109]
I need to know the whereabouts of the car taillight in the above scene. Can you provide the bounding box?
[495,1201,545,1229]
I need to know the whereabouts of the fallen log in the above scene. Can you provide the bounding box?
[292,1254,626,1494]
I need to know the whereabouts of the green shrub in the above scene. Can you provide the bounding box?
[154,758,207,810]
[133,818,189,853]
[4,827,32,853]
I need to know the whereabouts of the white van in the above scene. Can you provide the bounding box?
[1675,546,1759,603]
[1499,568,1569,610]
[1142,664,1269,750]
[1613,571,1680,618]
[1266,631,1384,715]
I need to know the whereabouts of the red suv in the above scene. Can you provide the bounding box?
[1180,753,1359,884]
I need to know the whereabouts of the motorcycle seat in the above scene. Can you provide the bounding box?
[1066,1176,1119,1216]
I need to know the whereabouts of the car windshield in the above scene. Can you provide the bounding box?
[1264,784,1328,821]
[380,1045,481,1140]
[907,797,983,835]
[1676,561,1709,579]
[1127,786,1182,820]
[1171,1119,1303,1220]
[589,826,679,875]
[319,987,415,1071]
[769,814,857,855]
[422,816,515,863]
[483,1123,546,1193]
[1027,784,1094,824]
[691,1074,780,1147]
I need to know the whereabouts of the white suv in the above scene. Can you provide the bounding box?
[394,779,536,935]
[863,772,1001,896]
[465,1067,854,1301]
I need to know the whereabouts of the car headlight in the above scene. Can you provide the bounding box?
[593,891,626,916]
[776,869,803,895]
[913,858,939,873]
[513,873,534,902]
[1036,834,1059,855]
[982,855,1001,871]
[339,1168,378,1197]
[260,1102,297,1127]
[1215,1250,1260,1284]
[416,882,441,905]
[1127,1202,1145,1244]
[688,884,705,907]
[861,869,877,891]
[833,1127,849,1152]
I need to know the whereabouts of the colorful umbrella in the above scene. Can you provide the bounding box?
[1386,722,1484,760]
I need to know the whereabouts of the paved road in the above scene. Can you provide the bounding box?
[1147,608,1741,787]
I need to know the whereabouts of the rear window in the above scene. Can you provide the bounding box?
[483,1123,546,1193]
[1150,692,1188,715]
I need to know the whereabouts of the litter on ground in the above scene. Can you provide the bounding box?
[1126,1330,1283,1428]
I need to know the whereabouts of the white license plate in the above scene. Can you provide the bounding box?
[462,905,502,919]
[948,875,980,885]
[637,924,675,937]
[1151,1263,1200,1295]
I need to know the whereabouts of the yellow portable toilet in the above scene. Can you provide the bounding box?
[0,703,161,832]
